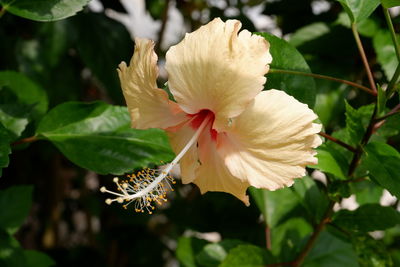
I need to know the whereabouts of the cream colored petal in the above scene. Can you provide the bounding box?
[118,38,186,129]
[218,90,322,190]
[166,120,199,184]
[165,18,272,132]
[193,122,250,205]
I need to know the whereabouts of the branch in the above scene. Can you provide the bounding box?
[351,23,377,93]
[269,69,376,96]
[11,136,38,146]
[266,201,335,267]
[318,132,357,153]
[383,7,400,62]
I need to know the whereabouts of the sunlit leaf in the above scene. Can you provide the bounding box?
[196,239,245,267]
[258,32,316,108]
[336,0,380,22]
[362,142,400,198]
[373,30,399,80]
[219,244,274,267]
[382,0,400,8]
[37,101,174,175]
[0,0,91,21]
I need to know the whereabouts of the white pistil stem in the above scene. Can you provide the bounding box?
[125,115,211,200]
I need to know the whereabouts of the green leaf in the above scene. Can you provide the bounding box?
[373,30,399,80]
[176,237,207,267]
[303,231,359,267]
[313,144,349,180]
[219,245,274,267]
[0,186,33,235]
[258,32,316,108]
[196,239,245,267]
[24,250,55,267]
[0,0,91,22]
[362,142,400,198]
[0,230,26,267]
[336,0,380,22]
[291,176,330,222]
[377,84,387,116]
[0,71,48,121]
[72,13,133,104]
[382,0,400,8]
[0,123,12,177]
[345,102,374,146]
[352,235,393,267]
[352,180,383,205]
[289,23,330,47]
[333,204,400,232]
[271,218,312,261]
[37,101,174,175]
[249,186,300,228]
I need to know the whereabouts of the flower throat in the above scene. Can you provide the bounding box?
[100,112,213,214]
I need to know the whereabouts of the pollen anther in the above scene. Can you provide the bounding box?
[100,115,211,214]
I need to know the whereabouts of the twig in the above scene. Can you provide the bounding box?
[0,7,5,18]
[11,136,38,146]
[351,23,377,93]
[291,201,335,267]
[375,103,400,122]
[269,69,376,96]
[265,224,271,250]
[318,132,357,153]
[387,63,400,98]
[155,0,170,54]
[383,7,400,62]
[266,201,335,267]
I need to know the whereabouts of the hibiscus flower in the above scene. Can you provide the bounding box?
[100,18,322,213]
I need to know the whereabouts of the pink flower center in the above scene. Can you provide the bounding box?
[189,109,218,141]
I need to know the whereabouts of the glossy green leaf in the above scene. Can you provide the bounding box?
[333,204,400,232]
[373,30,399,80]
[0,0,90,21]
[336,0,380,22]
[382,0,400,8]
[249,186,300,228]
[258,32,316,108]
[345,102,374,146]
[0,71,48,120]
[196,239,245,267]
[313,144,349,180]
[219,245,274,267]
[271,218,312,261]
[24,250,55,267]
[72,13,133,104]
[303,231,359,267]
[176,237,207,267]
[362,142,400,198]
[0,186,33,235]
[289,23,330,47]
[0,123,12,177]
[37,101,174,175]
